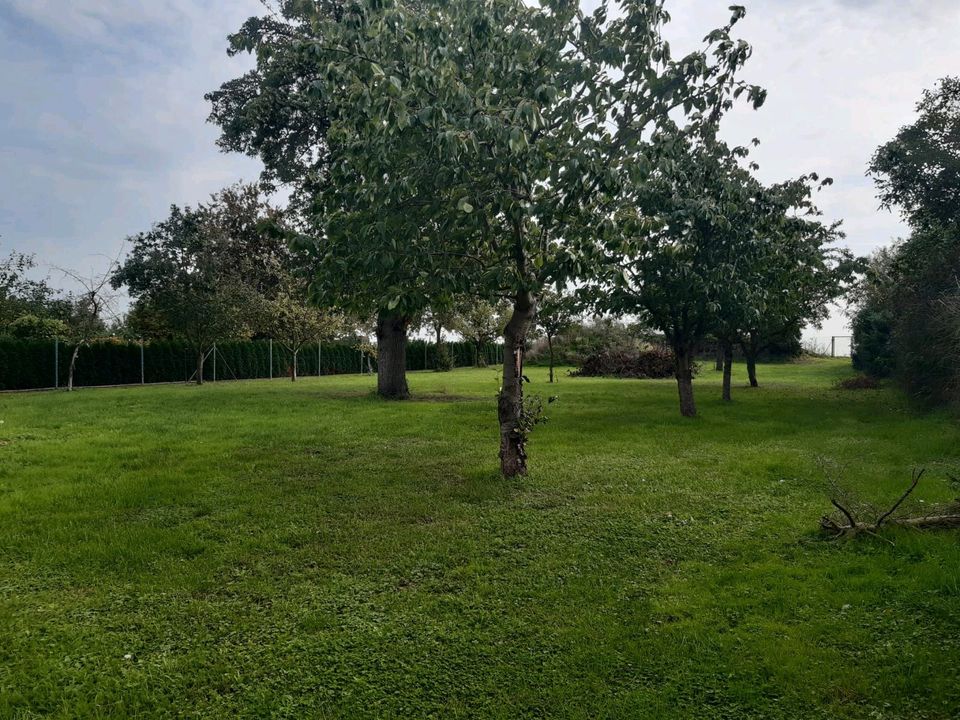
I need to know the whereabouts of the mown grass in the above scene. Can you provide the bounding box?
[1,359,958,719]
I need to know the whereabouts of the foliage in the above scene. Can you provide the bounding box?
[5,314,68,340]
[571,346,684,380]
[112,185,284,381]
[0,248,59,328]
[855,77,960,406]
[453,300,507,366]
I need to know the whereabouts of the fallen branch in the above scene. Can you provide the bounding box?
[820,468,960,538]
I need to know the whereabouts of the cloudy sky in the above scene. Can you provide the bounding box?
[2,0,959,345]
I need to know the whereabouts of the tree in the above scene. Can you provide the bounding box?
[55,260,121,391]
[283,0,763,473]
[859,77,960,406]
[1,248,58,328]
[6,314,69,340]
[112,202,263,385]
[420,304,456,371]
[535,289,578,383]
[595,132,766,417]
[264,283,344,381]
[454,301,506,368]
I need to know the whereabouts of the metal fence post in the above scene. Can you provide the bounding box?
[213,343,217,382]
[424,341,428,370]
[359,349,363,374]
[318,339,322,377]
[269,339,273,379]
[54,338,59,389]
[140,339,145,384]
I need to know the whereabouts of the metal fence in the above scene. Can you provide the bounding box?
[0,337,502,392]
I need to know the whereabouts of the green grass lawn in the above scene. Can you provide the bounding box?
[1,359,959,718]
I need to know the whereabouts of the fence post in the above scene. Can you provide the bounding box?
[269,339,273,379]
[213,343,217,382]
[318,339,322,377]
[831,337,836,358]
[54,338,59,389]
[140,339,145,385]
[424,341,428,370]
[359,349,363,374]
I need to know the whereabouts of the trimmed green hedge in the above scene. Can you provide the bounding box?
[0,338,502,391]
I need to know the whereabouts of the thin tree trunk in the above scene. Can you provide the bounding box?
[744,333,759,388]
[722,341,733,402]
[196,350,205,385]
[291,348,298,382]
[67,344,82,392]
[434,325,442,347]
[476,341,487,367]
[376,310,410,399]
[674,344,697,417]
[498,291,536,477]
[715,345,724,372]
[548,334,555,384]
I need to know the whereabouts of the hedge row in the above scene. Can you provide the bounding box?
[0,338,502,391]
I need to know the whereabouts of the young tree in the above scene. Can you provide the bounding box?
[535,289,578,383]
[55,259,121,391]
[264,284,344,381]
[454,301,506,368]
[284,0,763,473]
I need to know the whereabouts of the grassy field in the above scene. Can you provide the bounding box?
[1,359,959,718]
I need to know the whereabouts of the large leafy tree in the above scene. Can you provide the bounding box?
[209,0,459,400]
[858,77,960,405]
[112,187,283,384]
[595,132,767,417]
[269,0,763,474]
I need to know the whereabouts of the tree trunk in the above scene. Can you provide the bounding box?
[722,341,733,402]
[476,341,487,367]
[498,291,536,477]
[196,349,205,385]
[376,311,410,399]
[67,344,81,392]
[715,345,724,372]
[291,349,298,382]
[547,335,555,384]
[744,333,759,388]
[434,325,442,347]
[674,344,697,418]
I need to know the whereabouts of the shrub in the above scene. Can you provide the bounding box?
[571,347,686,379]
[837,374,882,390]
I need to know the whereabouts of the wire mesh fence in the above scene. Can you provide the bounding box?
[0,338,502,391]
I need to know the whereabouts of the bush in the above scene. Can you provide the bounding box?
[6,314,69,340]
[571,347,685,379]
[837,374,882,390]
[851,306,894,378]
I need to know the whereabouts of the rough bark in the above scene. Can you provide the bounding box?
[722,341,733,402]
[674,344,697,417]
[547,335,555,384]
[196,350,205,385]
[498,291,536,477]
[714,345,724,372]
[376,311,410,399]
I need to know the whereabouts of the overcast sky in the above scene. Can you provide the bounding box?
[2,0,959,346]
